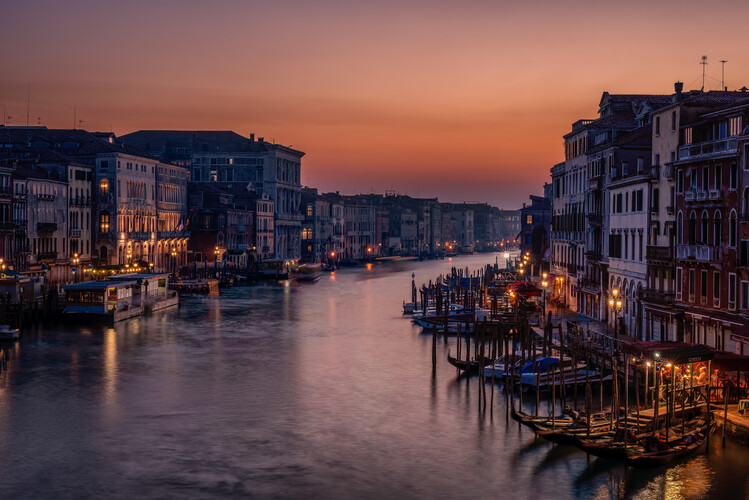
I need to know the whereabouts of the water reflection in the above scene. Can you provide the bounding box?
[0,254,747,498]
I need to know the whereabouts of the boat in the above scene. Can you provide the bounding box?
[260,259,295,280]
[321,264,336,272]
[447,351,490,374]
[0,325,20,340]
[62,280,145,323]
[622,422,715,468]
[295,263,321,282]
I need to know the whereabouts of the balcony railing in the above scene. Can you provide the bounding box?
[708,189,721,201]
[578,277,601,291]
[587,213,603,225]
[585,250,602,261]
[37,222,58,232]
[130,232,152,241]
[0,186,11,197]
[646,245,674,261]
[676,244,722,262]
[640,288,675,306]
[69,228,82,238]
[685,191,695,201]
[37,251,57,262]
[650,165,659,180]
[157,231,190,239]
[666,205,675,215]
[696,190,707,201]
[37,193,56,201]
[679,137,738,161]
[0,222,15,231]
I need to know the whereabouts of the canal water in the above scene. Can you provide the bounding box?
[0,253,748,499]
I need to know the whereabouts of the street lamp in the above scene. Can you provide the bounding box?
[214,246,220,278]
[608,288,622,338]
[171,247,177,275]
[72,252,80,282]
[503,251,510,270]
[541,278,548,320]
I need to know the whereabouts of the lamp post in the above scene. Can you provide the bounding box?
[503,251,510,270]
[71,252,80,282]
[171,247,177,276]
[214,246,220,278]
[608,288,622,338]
[541,275,548,321]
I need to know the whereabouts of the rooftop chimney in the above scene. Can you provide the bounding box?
[258,137,264,143]
[250,133,255,142]
[674,81,683,95]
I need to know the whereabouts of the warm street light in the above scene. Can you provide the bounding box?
[541,279,548,319]
[609,288,622,338]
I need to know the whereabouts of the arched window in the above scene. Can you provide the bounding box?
[730,210,738,247]
[100,179,109,197]
[714,210,722,247]
[688,211,697,245]
[701,210,709,245]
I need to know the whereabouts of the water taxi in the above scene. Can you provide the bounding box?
[62,280,144,322]
[260,259,295,280]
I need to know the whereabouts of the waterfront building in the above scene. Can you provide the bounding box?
[155,163,189,273]
[674,99,749,353]
[119,130,305,260]
[641,88,746,342]
[497,209,521,247]
[343,200,376,261]
[519,195,551,276]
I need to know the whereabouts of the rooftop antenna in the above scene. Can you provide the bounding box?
[720,59,728,90]
[26,82,31,126]
[700,55,708,91]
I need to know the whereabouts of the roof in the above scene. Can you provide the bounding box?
[63,280,138,290]
[621,341,714,364]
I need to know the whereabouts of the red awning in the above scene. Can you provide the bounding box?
[711,348,749,371]
[621,341,714,364]
[507,281,543,297]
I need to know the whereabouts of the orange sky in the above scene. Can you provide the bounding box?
[3,0,749,208]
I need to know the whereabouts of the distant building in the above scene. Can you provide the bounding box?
[119,130,305,259]
[519,195,551,275]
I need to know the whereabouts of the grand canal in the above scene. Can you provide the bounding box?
[1,253,748,499]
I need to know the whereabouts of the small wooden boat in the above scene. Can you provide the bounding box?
[623,423,715,468]
[447,351,490,375]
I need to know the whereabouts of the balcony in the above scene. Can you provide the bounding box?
[578,277,601,292]
[640,288,675,306]
[37,222,58,233]
[0,186,11,198]
[696,190,707,201]
[157,231,190,239]
[586,250,602,261]
[708,189,721,201]
[666,205,675,215]
[678,137,738,161]
[685,191,695,201]
[649,165,660,180]
[70,197,91,207]
[587,213,603,226]
[37,193,56,202]
[676,244,722,262]
[0,222,15,231]
[646,245,674,262]
[130,232,152,241]
[13,218,27,227]
[37,251,57,262]
[589,177,601,190]
[69,228,82,238]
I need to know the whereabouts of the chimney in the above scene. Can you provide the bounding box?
[258,137,264,143]
[674,81,683,96]
[250,133,255,142]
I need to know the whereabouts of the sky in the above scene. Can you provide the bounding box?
[3,0,749,209]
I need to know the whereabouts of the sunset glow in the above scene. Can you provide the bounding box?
[3,0,749,207]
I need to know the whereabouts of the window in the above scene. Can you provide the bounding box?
[655,116,661,136]
[702,167,709,191]
[715,165,722,189]
[210,169,217,182]
[100,179,109,197]
[701,270,708,300]
[730,163,738,189]
[729,273,737,310]
[689,269,695,297]
[730,116,742,136]
[714,272,720,305]
[306,205,313,217]
[684,128,693,144]
[701,211,709,244]
[526,215,533,225]
[99,212,110,232]
[714,211,722,246]
[676,267,683,300]
[690,168,697,191]
[655,154,660,166]
[671,111,676,131]
[688,212,697,245]
[677,170,684,193]
[730,210,738,247]
[742,281,749,311]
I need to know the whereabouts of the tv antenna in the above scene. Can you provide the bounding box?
[700,56,708,91]
[720,59,728,90]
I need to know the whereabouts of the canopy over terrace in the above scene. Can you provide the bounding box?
[621,341,715,364]
[710,349,749,372]
[507,281,542,297]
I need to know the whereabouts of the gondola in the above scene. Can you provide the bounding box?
[623,422,715,468]
[446,351,489,375]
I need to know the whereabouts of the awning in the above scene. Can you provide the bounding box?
[729,322,749,345]
[686,309,745,327]
[711,348,749,371]
[644,304,679,317]
[579,288,600,296]
[621,341,714,364]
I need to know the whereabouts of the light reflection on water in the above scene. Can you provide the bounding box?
[0,253,747,499]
